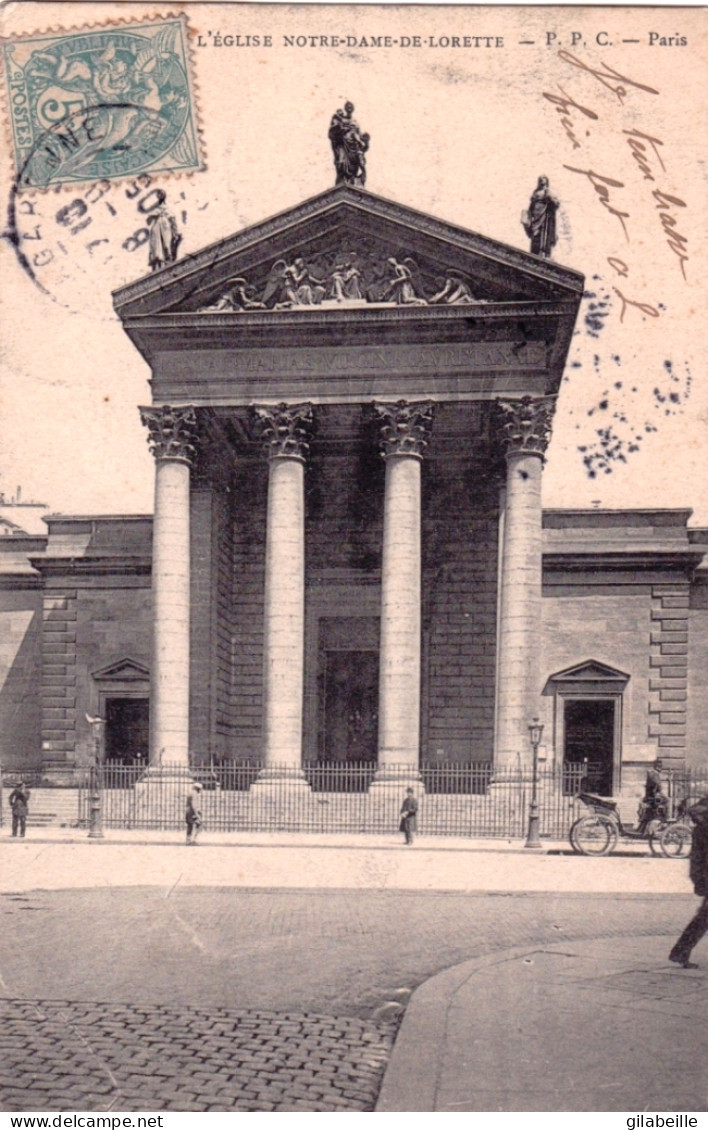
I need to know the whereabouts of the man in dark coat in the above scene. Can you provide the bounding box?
[669,795,708,968]
[399,788,418,846]
[185,785,203,845]
[9,781,30,837]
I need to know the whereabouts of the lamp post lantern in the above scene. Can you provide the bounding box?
[525,717,544,850]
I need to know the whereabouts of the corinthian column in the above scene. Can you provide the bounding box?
[140,404,199,768]
[252,403,313,781]
[495,396,555,765]
[373,400,435,781]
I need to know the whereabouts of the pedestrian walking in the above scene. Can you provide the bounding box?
[669,794,708,968]
[8,780,30,838]
[399,787,418,845]
[185,784,203,845]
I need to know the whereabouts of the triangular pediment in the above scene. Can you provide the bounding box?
[113,185,584,320]
[92,657,149,682]
[546,660,631,685]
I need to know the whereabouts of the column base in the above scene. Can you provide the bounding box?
[139,764,193,781]
[368,763,424,795]
[132,765,202,827]
[249,765,311,793]
[488,760,525,782]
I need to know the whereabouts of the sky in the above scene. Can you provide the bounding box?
[1,2,706,523]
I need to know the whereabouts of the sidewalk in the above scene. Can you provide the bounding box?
[376,934,708,1111]
[0,829,695,894]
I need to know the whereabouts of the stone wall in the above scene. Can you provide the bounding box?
[422,461,499,762]
[541,585,656,771]
[228,459,267,760]
[0,589,42,771]
[73,581,152,766]
[40,589,78,770]
[649,582,690,761]
[688,576,708,766]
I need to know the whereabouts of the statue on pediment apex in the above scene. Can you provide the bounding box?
[329,101,370,187]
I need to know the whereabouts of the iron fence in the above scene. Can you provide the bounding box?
[665,766,708,816]
[74,760,591,838]
[3,761,707,836]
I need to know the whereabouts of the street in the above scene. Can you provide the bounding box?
[0,874,701,1111]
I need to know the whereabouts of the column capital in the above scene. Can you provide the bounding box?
[373,400,435,460]
[251,403,314,462]
[139,404,199,465]
[497,395,556,459]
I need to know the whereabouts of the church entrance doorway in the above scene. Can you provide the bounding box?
[105,697,149,765]
[321,649,379,763]
[563,698,616,796]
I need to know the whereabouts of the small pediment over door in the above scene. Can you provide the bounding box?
[543,660,630,696]
[92,657,150,682]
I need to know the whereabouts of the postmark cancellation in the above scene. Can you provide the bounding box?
[2,13,203,190]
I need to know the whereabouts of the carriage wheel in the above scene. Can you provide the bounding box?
[659,823,692,858]
[571,815,618,856]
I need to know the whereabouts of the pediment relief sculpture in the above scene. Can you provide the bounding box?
[263,258,327,308]
[197,243,491,314]
[200,277,266,313]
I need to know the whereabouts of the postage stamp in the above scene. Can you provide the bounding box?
[2,14,202,190]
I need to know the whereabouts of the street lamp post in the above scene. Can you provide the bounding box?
[525,717,544,850]
[87,715,104,840]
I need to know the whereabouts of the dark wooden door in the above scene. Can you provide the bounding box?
[564,698,615,794]
[322,650,379,763]
[105,697,149,763]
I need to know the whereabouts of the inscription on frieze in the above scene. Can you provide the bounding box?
[224,341,547,377]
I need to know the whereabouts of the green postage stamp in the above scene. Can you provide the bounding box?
[2,15,202,189]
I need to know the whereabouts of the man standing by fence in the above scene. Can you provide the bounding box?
[8,780,30,838]
[399,788,418,846]
[185,784,203,845]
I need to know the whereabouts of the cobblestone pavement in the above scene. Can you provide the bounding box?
[0,889,695,1111]
[0,1000,395,1112]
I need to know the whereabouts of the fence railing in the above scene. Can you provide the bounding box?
[72,760,592,838]
[4,762,707,836]
[664,768,708,816]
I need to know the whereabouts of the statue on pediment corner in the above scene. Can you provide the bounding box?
[262,258,326,308]
[521,176,560,258]
[329,101,370,187]
[146,189,182,272]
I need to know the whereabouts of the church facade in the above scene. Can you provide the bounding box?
[1,186,706,799]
